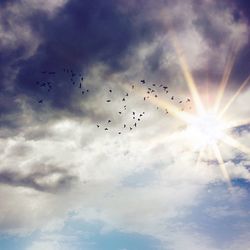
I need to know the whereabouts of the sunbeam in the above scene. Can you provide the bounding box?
[212,144,232,187]
[214,42,239,113]
[219,74,250,118]
[169,31,205,115]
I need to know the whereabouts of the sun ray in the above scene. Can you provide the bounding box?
[146,129,187,151]
[169,32,205,115]
[222,134,250,155]
[213,42,239,113]
[212,144,232,186]
[219,75,250,118]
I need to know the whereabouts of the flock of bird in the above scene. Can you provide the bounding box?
[96,79,192,134]
[35,70,192,134]
[35,68,89,104]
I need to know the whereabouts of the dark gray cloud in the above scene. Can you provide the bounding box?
[0,166,78,193]
[231,0,250,23]
[0,0,166,128]
[189,0,250,89]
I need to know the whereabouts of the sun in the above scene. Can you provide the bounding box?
[185,111,226,149]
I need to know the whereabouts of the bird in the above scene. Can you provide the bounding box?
[179,101,182,103]
[79,83,82,89]
[108,120,111,123]
[155,95,158,98]
[125,93,128,96]
[141,80,145,84]
[171,96,174,100]
[82,91,85,95]
[130,127,132,131]
[187,98,190,102]
[109,89,112,93]
[122,98,125,101]
[104,128,108,131]
[118,132,121,134]
[97,125,100,128]
[132,85,135,89]
[106,100,111,102]
[144,97,146,101]
[118,112,122,114]
[134,123,137,127]
[38,99,43,104]
[124,124,126,128]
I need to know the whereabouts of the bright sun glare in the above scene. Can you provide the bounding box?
[186,112,226,148]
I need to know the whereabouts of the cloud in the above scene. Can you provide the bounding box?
[0,166,78,193]
[0,0,249,249]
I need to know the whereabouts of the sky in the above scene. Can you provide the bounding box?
[0,0,250,249]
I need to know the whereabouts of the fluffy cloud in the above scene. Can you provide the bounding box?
[0,0,249,249]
